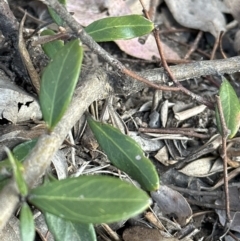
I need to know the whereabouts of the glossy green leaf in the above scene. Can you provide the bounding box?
[5,148,28,196]
[40,39,83,130]
[48,7,64,26]
[216,78,240,138]
[28,176,150,224]
[41,29,64,59]
[47,0,66,26]
[20,202,35,241]
[85,15,154,42]
[87,117,159,191]
[44,212,96,241]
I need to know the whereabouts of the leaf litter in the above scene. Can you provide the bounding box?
[3,0,240,240]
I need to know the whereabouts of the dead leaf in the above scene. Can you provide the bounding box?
[154,146,170,166]
[123,225,179,241]
[165,0,226,37]
[115,35,180,60]
[151,185,192,226]
[52,150,68,180]
[67,0,108,26]
[129,131,164,152]
[0,71,42,123]
[179,157,216,177]
[225,0,240,24]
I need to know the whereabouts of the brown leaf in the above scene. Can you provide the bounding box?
[123,226,179,241]
[151,185,192,226]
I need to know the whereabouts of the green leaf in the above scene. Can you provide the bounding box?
[41,29,64,59]
[28,176,150,224]
[216,78,240,138]
[44,212,96,241]
[20,202,35,241]
[0,139,37,171]
[5,147,28,196]
[39,39,83,130]
[85,15,154,42]
[48,7,64,26]
[47,0,66,26]
[58,0,66,4]
[12,139,38,162]
[87,117,159,191]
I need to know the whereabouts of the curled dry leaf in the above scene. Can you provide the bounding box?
[174,105,206,121]
[0,71,42,124]
[145,212,165,230]
[151,185,192,226]
[149,110,160,128]
[165,0,226,37]
[51,150,68,180]
[154,146,170,166]
[129,131,164,152]
[160,100,169,128]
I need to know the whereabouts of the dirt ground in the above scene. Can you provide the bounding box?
[1,0,240,240]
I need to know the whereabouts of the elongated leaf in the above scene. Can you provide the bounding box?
[28,176,150,224]
[5,148,28,196]
[44,212,96,241]
[87,117,159,191]
[216,78,240,138]
[48,7,64,26]
[13,139,38,162]
[20,202,35,241]
[47,0,66,26]
[85,15,154,42]
[40,39,83,130]
[41,29,64,59]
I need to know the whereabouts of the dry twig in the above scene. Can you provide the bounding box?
[216,96,231,226]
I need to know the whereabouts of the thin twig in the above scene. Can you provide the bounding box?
[18,12,40,94]
[148,0,158,21]
[184,31,203,59]
[155,28,214,108]
[216,95,231,225]
[167,185,222,197]
[138,127,209,139]
[219,31,227,59]
[210,33,221,60]
[138,2,214,108]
